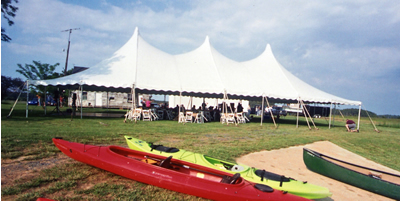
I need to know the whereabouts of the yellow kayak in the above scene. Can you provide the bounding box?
[125,136,332,199]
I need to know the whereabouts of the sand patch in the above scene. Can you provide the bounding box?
[236,141,399,201]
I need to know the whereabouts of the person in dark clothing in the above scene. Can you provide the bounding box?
[71,93,77,120]
[237,102,243,113]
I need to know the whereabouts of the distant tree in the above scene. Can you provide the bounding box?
[16,60,61,80]
[340,108,377,118]
[1,0,18,42]
[1,75,24,100]
[16,60,62,96]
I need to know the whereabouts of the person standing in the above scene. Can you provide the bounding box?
[71,93,77,120]
[145,99,151,108]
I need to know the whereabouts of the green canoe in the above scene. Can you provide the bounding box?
[125,136,332,199]
[303,148,400,200]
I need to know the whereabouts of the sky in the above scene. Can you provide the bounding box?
[1,0,400,115]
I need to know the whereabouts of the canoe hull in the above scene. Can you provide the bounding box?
[303,148,400,200]
[53,138,309,201]
[125,136,332,199]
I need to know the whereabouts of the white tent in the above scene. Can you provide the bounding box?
[30,27,361,116]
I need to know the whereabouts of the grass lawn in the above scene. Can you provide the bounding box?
[2,101,400,200]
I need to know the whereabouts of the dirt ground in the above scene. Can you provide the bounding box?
[1,154,70,187]
[237,141,399,201]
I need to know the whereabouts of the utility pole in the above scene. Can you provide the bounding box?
[62,28,80,76]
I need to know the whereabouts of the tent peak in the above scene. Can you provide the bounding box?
[204,35,210,44]
[264,43,272,52]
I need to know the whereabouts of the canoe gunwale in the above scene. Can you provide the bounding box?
[303,148,400,187]
[303,148,400,179]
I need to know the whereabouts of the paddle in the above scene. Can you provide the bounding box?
[144,155,241,184]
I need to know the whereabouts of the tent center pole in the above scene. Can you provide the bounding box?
[261,96,264,126]
[26,80,29,118]
[357,104,362,131]
[44,86,47,115]
[296,98,300,128]
[80,85,83,119]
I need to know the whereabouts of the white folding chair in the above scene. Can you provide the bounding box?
[185,111,193,123]
[142,110,152,121]
[150,109,158,121]
[236,112,246,124]
[226,113,237,125]
[194,113,202,123]
[124,108,134,123]
[220,113,227,124]
[178,112,186,123]
[132,108,142,121]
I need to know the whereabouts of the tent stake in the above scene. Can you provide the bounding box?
[8,81,27,118]
[300,100,312,130]
[362,105,379,132]
[301,100,318,130]
[264,96,277,128]
[358,104,362,131]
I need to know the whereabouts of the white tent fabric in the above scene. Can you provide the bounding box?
[31,27,361,106]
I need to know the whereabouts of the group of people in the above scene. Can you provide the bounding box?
[140,98,153,108]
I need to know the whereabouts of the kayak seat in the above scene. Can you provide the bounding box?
[220,173,241,184]
[150,144,180,153]
[255,169,290,182]
[160,156,173,169]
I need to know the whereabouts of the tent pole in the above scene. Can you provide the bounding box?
[7,81,26,118]
[301,100,318,130]
[333,104,336,127]
[179,91,182,123]
[301,100,311,130]
[188,96,192,110]
[329,102,333,129]
[362,105,379,132]
[265,96,277,128]
[132,84,136,109]
[357,104,362,131]
[44,86,47,115]
[131,85,137,123]
[80,85,83,119]
[26,80,29,118]
[296,98,300,128]
[261,96,264,126]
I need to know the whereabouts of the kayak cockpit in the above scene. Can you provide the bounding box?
[109,146,244,185]
[149,143,180,153]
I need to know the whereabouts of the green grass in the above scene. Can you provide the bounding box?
[2,101,400,200]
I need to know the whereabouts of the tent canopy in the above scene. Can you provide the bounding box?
[31,27,361,105]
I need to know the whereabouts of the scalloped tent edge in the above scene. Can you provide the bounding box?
[28,27,362,128]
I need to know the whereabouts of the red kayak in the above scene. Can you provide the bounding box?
[53,138,309,201]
